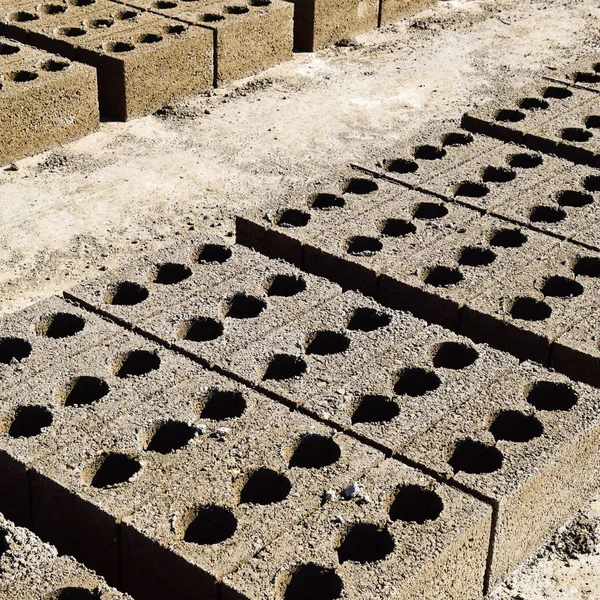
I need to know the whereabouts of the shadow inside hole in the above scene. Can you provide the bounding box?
[495,109,525,123]
[540,275,583,298]
[457,246,496,267]
[183,317,224,342]
[196,244,232,263]
[490,410,543,443]
[267,274,306,297]
[412,202,448,220]
[585,115,600,129]
[63,376,109,407]
[454,181,489,198]
[105,281,149,305]
[423,265,463,287]
[442,132,473,146]
[389,484,443,523]
[277,209,310,227]
[380,218,416,238]
[510,297,552,321]
[89,453,141,488]
[385,158,418,174]
[574,71,600,84]
[351,395,399,424]
[288,434,341,468]
[573,256,600,277]
[561,128,593,143]
[226,294,267,319]
[529,205,566,223]
[282,564,343,600]
[0,337,32,364]
[310,193,345,210]
[509,153,543,169]
[519,97,549,110]
[448,439,503,474]
[481,166,516,183]
[263,354,306,381]
[8,406,52,438]
[153,262,192,285]
[543,86,572,99]
[556,190,593,208]
[184,506,237,545]
[305,331,350,355]
[116,350,160,378]
[344,178,378,195]
[337,523,394,564]
[346,235,382,256]
[432,341,478,370]
[146,421,196,453]
[200,389,246,420]
[39,312,85,339]
[49,588,102,600]
[526,380,578,411]
[584,175,600,192]
[239,468,291,505]
[489,228,527,248]
[394,367,440,397]
[347,307,391,332]
[413,145,446,160]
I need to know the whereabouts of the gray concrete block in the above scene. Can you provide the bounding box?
[222,458,492,600]
[402,361,600,587]
[461,242,600,364]
[120,410,383,600]
[379,216,559,330]
[301,324,518,453]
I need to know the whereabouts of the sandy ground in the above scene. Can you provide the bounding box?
[1,0,600,595]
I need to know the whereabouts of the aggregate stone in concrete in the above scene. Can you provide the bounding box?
[0,295,123,394]
[0,37,99,166]
[402,360,600,587]
[378,216,559,330]
[139,262,341,367]
[221,458,492,600]
[302,189,479,296]
[29,367,290,586]
[236,170,391,266]
[120,410,383,600]
[0,515,131,599]
[120,0,293,85]
[462,81,599,165]
[461,242,600,364]
[301,323,518,454]
[226,291,427,406]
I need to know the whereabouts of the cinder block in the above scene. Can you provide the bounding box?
[2,1,213,119]
[461,242,600,364]
[0,37,98,166]
[402,361,600,587]
[226,291,426,406]
[222,458,492,600]
[379,216,559,330]
[301,323,518,453]
[462,81,599,165]
[138,261,341,367]
[236,170,389,266]
[303,189,479,296]
[0,515,131,599]
[0,296,122,394]
[120,410,383,600]
[119,0,293,85]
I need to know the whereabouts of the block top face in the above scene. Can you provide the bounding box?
[402,360,600,500]
[222,458,491,600]
[122,411,383,578]
[553,57,600,95]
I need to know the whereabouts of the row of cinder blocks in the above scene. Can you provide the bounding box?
[0,513,131,598]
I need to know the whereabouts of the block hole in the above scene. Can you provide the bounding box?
[239,468,291,505]
[432,342,478,370]
[584,175,600,192]
[165,24,187,33]
[345,235,383,256]
[41,59,70,71]
[225,4,250,13]
[37,312,85,338]
[281,564,342,600]
[62,376,109,407]
[202,13,224,21]
[519,97,549,110]
[183,506,237,544]
[154,0,177,6]
[310,193,345,210]
[7,406,52,438]
[9,70,38,82]
[69,0,95,5]
[384,158,418,173]
[136,33,162,43]
[347,307,391,332]
[88,18,113,28]
[86,453,141,488]
[490,410,543,443]
[225,293,266,318]
[277,209,310,228]
[8,11,38,21]
[574,71,600,84]
[412,202,448,220]
[337,523,394,564]
[448,439,503,474]
[526,380,578,411]
[423,265,463,287]
[442,132,473,146]
[0,43,19,55]
[196,243,231,263]
[40,3,67,13]
[585,115,600,128]
[146,420,196,453]
[543,86,572,99]
[380,218,416,237]
[115,350,160,378]
[413,145,446,160]
[305,331,350,355]
[50,589,101,600]
[540,275,583,298]
[573,256,600,277]
[394,367,440,396]
[351,394,398,424]
[200,389,246,420]
[495,109,525,122]
[263,354,306,381]
[510,297,552,321]
[251,0,271,6]
[287,434,341,468]
[104,281,149,305]
[103,41,135,53]
[57,27,86,37]
[267,274,306,297]
[457,246,496,267]
[481,166,516,183]
[509,153,543,169]
[529,205,566,223]
[562,127,593,142]
[388,484,443,523]
[115,9,139,18]
[181,317,224,342]
[152,262,192,284]
[344,178,378,195]
[0,338,32,364]
[489,228,527,248]
[454,181,489,198]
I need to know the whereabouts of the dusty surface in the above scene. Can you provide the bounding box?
[1,0,600,596]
